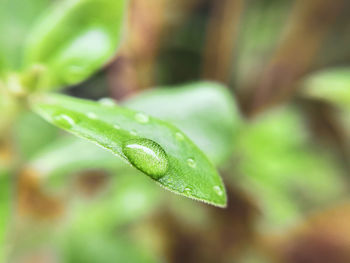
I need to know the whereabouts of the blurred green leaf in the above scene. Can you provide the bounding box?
[302,67,350,108]
[236,106,346,230]
[62,231,157,263]
[125,82,240,165]
[63,236,156,263]
[28,135,166,238]
[0,171,11,262]
[0,85,17,135]
[0,0,51,71]
[31,94,227,207]
[69,172,161,232]
[13,112,58,160]
[25,0,127,88]
[29,136,122,179]
[54,163,163,263]
[59,173,165,263]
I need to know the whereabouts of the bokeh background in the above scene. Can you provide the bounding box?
[1,0,350,262]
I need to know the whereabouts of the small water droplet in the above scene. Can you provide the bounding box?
[183,187,192,194]
[122,138,168,179]
[167,178,174,184]
[213,185,223,196]
[114,124,120,130]
[87,112,97,119]
[175,132,184,141]
[130,130,138,136]
[135,112,149,123]
[98,98,116,107]
[53,114,76,129]
[187,158,196,168]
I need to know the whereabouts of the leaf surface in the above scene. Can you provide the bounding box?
[31,94,226,207]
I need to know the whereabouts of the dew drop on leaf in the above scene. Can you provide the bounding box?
[187,158,196,168]
[52,114,76,129]
[98,98,117,107]
[122,138,168,179]
[213,185,223,196]
[130,130,138,136]
[183,186,192,194]
[175,132,184,141]
[113,124,120,130]
[87,112,97,119]
[135,112,149,123]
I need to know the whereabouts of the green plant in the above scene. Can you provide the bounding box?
[3,0,350,262]
[0,0,240,260]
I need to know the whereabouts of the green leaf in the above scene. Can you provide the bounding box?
[302,67,350,108]
[62,233,157,263]
[14,112,58,160]
[0,0,51,71]
[125,82,240,165]
[69,172,162,231]
[25,0,127,88]
[31,94,226,207]
[29,136,122,179]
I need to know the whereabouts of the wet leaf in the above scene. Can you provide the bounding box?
[31,94,227,207]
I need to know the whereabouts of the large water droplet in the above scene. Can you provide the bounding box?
[122,138,168,179]
[53,114,76,129]
[135,112,149,123]
[213,185,223,196]
[187,158,196,168]
[98,98,116,107]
